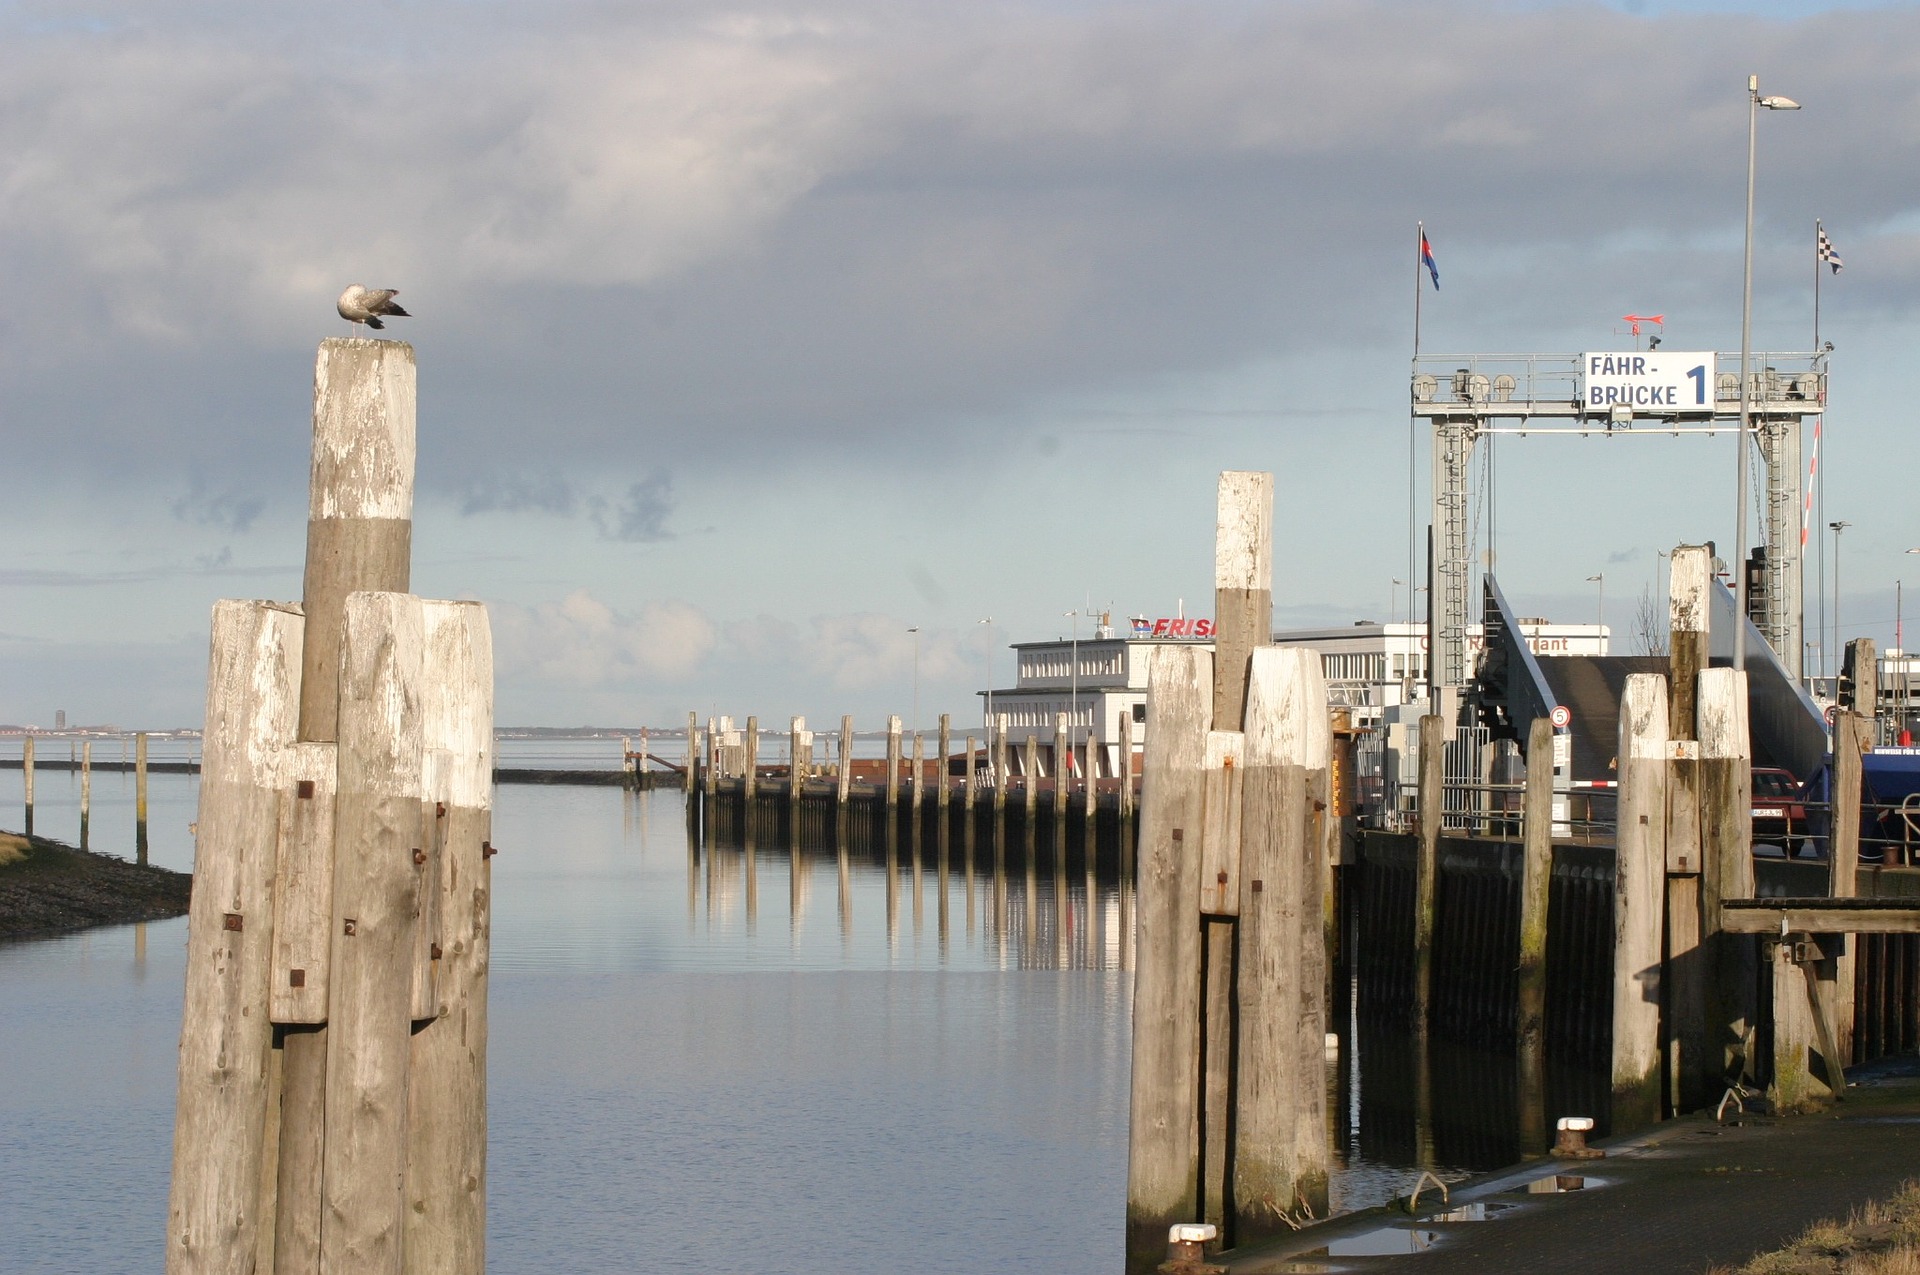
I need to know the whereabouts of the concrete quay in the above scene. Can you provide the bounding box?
[1219,1056,1920,1275]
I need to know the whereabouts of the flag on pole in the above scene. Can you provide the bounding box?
[1818,227,1843,274]
[1420,234,1440,290]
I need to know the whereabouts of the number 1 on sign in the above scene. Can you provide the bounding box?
[1686,364,1707,406]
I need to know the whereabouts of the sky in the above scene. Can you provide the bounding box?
[1,0,1917,730]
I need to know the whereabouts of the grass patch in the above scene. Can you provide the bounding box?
[0,833,26,867]
[1710,1180,1920,1274]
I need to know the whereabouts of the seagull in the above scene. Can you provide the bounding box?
[337,285,411,332]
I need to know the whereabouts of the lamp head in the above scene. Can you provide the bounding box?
[1759,95,1801,110]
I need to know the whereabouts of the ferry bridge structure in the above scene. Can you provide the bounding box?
[1412,348,1829,702]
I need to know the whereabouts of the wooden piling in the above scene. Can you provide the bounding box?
[1665,545,1711,1112]
[21,736,32,837]
[911,733,925,816]
[938,714,951,813]
[79,740,91,850]
[1125,646,1213,1262]
[166,601,304,1275]
[136,731,150,864]
[1831,706,1869,1061]
[886,716,901,810]
[685,712,698,804]
[1024,734,1039,821]
[321,592,426,1275]
[790,717,806,806]
[744,716,759,802]
[837,715,854,811]
[1613,673,1669,1130]
[269,744,340,1026]
[1085,726,1100,845]
[1413,714,1444,1027]
[1699,668,1754,1085]
[1211,471,1273,732]
[994,716,1009,816]
[405,600,494,1275]
[1054,713,1070,820]
[1119,716,1134,818]
[1517,716,1554,1152]
[1232,647,1331,1235]
[705,718,719,797]
[297,340,416,745]
[964,735,977,812]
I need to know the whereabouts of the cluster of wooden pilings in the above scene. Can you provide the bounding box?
[1125,472,1333,1269]
[166,339,494,1275]
[685,709,1139,850]
[6,732,153,857]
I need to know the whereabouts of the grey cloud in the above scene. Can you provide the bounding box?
[593,473,677,543]
[459,471,578,517]
[171,476,265,532]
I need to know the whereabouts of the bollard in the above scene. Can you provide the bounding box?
[1160,1223,1226,1275]
[1552,1116,1603,1159]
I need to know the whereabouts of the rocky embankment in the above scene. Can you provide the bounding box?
[0,830,191,940]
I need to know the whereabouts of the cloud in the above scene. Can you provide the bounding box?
[171,475,265,532]
[595,472,677,543]
[492,590,717,685]
[458,471,578,517]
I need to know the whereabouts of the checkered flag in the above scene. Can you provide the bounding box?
[1818,227,1844,274]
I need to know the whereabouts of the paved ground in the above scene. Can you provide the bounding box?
[1223,1057,1920,1275]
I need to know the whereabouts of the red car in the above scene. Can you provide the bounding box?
[1751,767,1809,856]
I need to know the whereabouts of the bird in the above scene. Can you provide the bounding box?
[337,285,411,331]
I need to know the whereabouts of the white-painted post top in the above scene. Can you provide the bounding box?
[1214,470,1274,592]
[1698,668,1752,761]
[1621,673,1671,761]
[1669,544,1711,635]
[312,339,416,521]
[1243,646,1332,767]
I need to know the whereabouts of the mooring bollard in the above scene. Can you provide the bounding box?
[1160,1223,1225,1275]
[1552,1116,1603,1159]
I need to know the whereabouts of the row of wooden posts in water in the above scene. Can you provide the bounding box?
[675,709,1139,828]
[8,733,153,860]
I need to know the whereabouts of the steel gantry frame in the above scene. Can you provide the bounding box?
[1411,351,1828,713]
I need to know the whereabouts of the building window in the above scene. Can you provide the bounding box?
[1132,704,1146,723]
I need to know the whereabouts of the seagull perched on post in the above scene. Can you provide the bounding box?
[337,285,411,331]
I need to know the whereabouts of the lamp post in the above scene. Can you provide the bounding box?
[1733,74,1802,672]
[1830,521,1850,671]
[977,617,995,736]
[907,626,920,730]
[1587,573,1604,633]
[1064,610,1081,758]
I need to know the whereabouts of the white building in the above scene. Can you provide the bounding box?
[979,613,1609,759]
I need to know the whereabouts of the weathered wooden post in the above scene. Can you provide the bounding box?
[937,714,951,816]
[837,715,854,819]
[136,732,150,863]
[1665,544,1710,1111]
[744,716,759,806]
[1517,716,1554,1153]
[1699,668,1753,1085]
[1119,716,1134,820]
[1614,673,1669,1129]
[993,715,1009,818]
[166,602,303,1274]
[911,732,925,818]
[1829,704,1869,1061]
[1024,733,1040,821]
[1233,646,1331,1237]
[1054,713,1071,823]
[1413,713,1444,1026]
[789,716,806,808]
[1125,646,1211,1262]
[1085,726,1101,848]
[885,715,902,813]
[686,711,698,800]
[21,735,32,836]
[405,601,493,1275]
[79,740,91,850]
[963,735,977,813]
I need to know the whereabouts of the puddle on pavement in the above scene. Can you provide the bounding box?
[1304,1227,1443,1257]
[1515,1173,1606,1194]
[1426,1201,1512,1222]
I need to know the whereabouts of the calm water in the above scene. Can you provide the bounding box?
[0,740,1502,1273]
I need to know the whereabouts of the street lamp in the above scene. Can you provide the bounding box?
[977,617,995,736]
[1733,74,1801,672]
[1830,521,1850,670]
[1587,574,1604,633]
[907,627,920,730]
[1064,610,1081,767]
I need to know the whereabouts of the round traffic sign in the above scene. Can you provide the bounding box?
[1825,704,1839,726]
[1550,705,1572,729]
